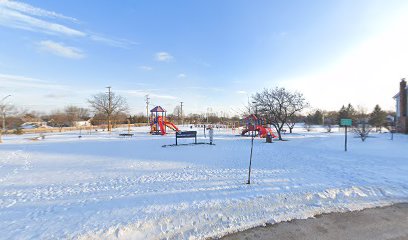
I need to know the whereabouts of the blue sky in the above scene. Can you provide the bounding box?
[1,0,407,116]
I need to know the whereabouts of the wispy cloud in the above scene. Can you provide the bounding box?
[236,90,247,94]
[0,4,85,36]
[0,0,135,48]
[120,89,178,100]
[89,33,138,48]
[139,65,153,71]
[0,73,68,89]
[38,40,85,59]
[44,93,68,99]
[177,73,187,79]
[155,52,173,62]
[0,0,78,22]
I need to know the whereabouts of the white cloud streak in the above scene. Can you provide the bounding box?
[0,0,135,47]
[0,4,85,36]
[155,52,173,62]
[0,73,68,89]
[0,0,78,22]
[139,65,153,71]
[177,73,186,78]
[38,40,85,59]
[120,89,178,100]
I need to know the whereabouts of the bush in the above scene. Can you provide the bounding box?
[13,128,24,135]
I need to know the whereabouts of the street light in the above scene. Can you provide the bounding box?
[0,94,12,143]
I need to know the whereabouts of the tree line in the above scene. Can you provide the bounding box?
[0,88,395,136]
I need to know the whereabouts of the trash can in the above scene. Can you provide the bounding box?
[266,132,272,143]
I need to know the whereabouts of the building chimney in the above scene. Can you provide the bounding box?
[400,78,407,117]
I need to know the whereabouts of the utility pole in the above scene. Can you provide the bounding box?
[180,101,184,126]
[145,95,150,126]
[106,86,112,132]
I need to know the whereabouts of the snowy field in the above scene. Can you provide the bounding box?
[1,126,408,239]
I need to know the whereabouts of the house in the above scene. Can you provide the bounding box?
[73,119,92,127]
[20,122,48,129]
[394,78,408,133]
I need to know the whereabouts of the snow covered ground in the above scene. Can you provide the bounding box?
[1,126,408,239]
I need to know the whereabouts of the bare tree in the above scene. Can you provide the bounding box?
[353,106,372,142]
[48,111,69,132]
[303,122,312,132]
[286,114,301,133]
[253,87,308,140]
[0,103,16,133]
[88,91,128,131]
[323,111,338,133]
[353,121,372,142]
[173,106,181,124]
[65,106,90,126]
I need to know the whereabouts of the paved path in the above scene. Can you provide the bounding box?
[221,203,408,240]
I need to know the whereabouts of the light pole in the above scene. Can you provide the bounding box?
[247,101,257,184]
[0,95,12,143]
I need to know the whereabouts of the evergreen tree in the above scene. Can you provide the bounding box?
[313,110,324,125]
[338,104,356,124]
[369,104,387,131]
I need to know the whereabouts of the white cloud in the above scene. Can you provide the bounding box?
[177,73,187,78]
[0,73,67,89]
[236,90,247,94]
[120,89,178,100]
[0,2,85,37]
[38,40,85,59]
[0,0,78,22]
[0,0,135,47]
[139,65,153,71]
[155,52,173,62]
[89,34,138,48]
[44,93,68,99]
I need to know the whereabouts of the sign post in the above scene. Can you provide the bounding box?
[175,131,197,145]
[340,119,352,152]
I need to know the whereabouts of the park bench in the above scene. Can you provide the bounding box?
[119,133,134,137]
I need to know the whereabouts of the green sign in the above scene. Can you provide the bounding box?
[340,118,352,126]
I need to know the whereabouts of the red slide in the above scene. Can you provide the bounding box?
[164,121,179,132]
[157,116,179,134]
[256,125,276,138]
[157,116,166,135]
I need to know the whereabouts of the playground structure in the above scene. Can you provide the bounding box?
[150,106,179,135]
[241,114,276,138]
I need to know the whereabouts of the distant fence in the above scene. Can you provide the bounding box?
[13,123,148,134]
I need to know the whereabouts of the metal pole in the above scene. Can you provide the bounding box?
[345,126,348,152]
[247,129,254,184]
